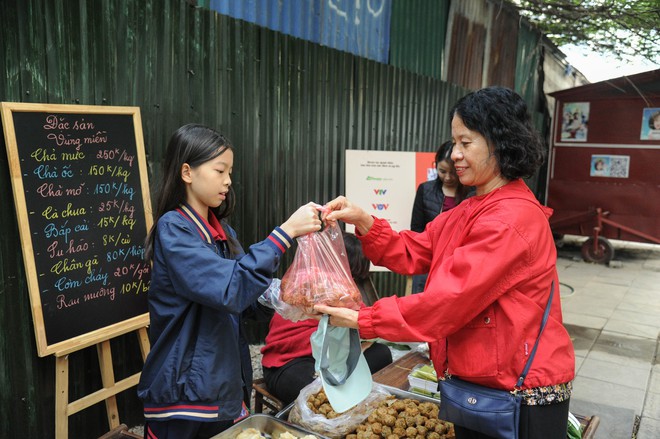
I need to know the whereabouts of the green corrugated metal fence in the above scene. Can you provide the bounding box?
[390,0,451,80]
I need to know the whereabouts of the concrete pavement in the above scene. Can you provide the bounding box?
[557,236,660,438]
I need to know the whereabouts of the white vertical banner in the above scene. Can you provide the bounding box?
[345,150,420,271]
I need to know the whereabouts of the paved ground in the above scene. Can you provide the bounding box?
[556,236,660,438]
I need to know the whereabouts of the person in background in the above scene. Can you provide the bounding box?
[137,124,321,439]
[260,231,392,407]
[316,87,575,439]
[410,140,473,293]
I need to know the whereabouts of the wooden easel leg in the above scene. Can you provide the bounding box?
[53,327,150,438]
[97,341,120,429]
[55,355,69,439]
[137,326,150,361]
[405,275,413,296]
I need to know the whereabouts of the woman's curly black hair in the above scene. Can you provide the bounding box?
[450,86,546,180]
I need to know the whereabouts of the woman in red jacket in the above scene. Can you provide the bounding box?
[316,87,574,439]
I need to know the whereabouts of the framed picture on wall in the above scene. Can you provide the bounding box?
[561,102,590,141]
[640,107,660,140]
[590,154,630,178]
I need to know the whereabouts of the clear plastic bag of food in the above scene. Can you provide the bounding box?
[287,377,392,439]
[279,222,362,317]
[258,278,310,322]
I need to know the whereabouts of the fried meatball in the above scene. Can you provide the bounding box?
[425,419,439,429]
[393,427,407,437]
[391,400,406,411]
[381,414,397,427]
[404,406,420,417]
[369,423,382,435]
[405,416,417,428]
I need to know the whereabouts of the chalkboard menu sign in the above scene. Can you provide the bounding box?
[1,103,152,357]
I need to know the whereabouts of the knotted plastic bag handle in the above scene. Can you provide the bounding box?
[317,314,362,386]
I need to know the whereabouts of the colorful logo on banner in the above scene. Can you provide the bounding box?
[346,149,439,272]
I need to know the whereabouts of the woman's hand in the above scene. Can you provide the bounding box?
[313,304,359,329]
[280,202,323,238]
[322,196,374,235]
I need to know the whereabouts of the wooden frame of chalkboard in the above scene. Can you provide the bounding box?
[1,102,153,358]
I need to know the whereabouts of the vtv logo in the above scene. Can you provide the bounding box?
[373,189,387,195]
[372,203,389,210]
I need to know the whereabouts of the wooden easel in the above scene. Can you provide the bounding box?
[1,102,155,438]
[54,326,150,439]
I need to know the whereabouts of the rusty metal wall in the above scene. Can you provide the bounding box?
[0,1,469,437]
[487,4,518,88]
[446,0,489,89]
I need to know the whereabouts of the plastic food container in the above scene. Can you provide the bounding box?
[211,413,327,439]
[275,384,452,439]
[407,364,441,399]
[275,384,441,420]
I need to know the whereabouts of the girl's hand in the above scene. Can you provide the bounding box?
[322,196,374,235]
[280,202,323,238]
[313,304,359,329]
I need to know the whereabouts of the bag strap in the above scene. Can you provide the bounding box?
[318,315,362,386]
[516,280,555,388]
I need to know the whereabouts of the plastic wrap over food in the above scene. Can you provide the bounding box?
[280,222,362,316]
[288,378,391,439]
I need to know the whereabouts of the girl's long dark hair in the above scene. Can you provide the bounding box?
[144,124,239,260]
[434,140,471,204]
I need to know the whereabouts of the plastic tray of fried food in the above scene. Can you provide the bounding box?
[275,384,454,439]
[275,384,440,420]
[211,413,328,439]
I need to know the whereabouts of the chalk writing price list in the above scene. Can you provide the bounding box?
[12,112,150,345]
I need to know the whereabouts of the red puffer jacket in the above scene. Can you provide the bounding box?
[357,179,575,391]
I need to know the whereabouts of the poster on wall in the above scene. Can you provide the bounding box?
[345,149,434,271]
[561,102,590,141]
[640,107,660,140]
[590,154,630,178]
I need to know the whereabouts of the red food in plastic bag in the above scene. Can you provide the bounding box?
[280,223,363,314]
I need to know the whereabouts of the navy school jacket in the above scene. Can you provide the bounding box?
[137,204,293,422]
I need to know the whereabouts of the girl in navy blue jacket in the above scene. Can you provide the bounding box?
[137,124,321,439]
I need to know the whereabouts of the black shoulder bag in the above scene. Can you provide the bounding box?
[438,281,555,439]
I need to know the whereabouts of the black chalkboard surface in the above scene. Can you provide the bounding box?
[1,103,152,357]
